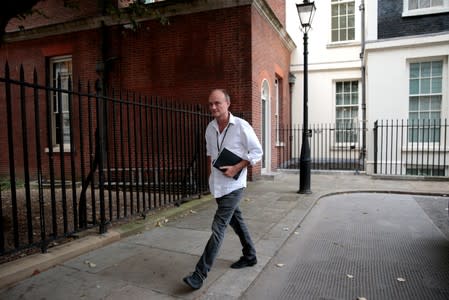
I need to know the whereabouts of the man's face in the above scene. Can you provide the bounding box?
[208,90,230,119]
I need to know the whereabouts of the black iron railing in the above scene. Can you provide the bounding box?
[374,119,448,176]
[278,123,365,172]
[0,63,211,257]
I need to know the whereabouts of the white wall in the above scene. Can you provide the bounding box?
[364,33,449,173]
[366,34,449,123]
[286,0,363,126]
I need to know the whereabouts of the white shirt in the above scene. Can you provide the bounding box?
[206,113,263,198]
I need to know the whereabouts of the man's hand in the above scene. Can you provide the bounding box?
[220,165,239,178]
[220,160,249,178]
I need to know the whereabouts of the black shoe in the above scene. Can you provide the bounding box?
[230,256,257,269]
[183,272,204,290]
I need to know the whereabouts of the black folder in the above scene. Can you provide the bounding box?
[213,147,243,180]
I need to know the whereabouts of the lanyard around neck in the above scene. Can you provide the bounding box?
[216,124,231,152]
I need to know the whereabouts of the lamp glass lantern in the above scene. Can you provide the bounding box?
[296,1,316,32]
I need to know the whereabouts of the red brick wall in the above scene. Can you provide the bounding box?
[0,30,102,179]
[0,2,291,179]
[106,6,253,107]
[251,5,291,173]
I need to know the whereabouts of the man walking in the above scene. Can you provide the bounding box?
[183,89,263,290]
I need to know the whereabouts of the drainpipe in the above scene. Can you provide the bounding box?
[359,0,366,172]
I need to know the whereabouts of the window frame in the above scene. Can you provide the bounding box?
[403,0,449,17]
[331,0,356,43]
[407,59,444,144]
[49,55,73,151]
[335,79,360,145]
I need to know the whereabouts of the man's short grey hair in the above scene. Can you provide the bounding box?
[212,89,231,103]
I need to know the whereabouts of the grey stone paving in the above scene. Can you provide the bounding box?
[0,173,448,300]
[243,193,449,300]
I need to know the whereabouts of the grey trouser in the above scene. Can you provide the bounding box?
[195,188,256,278]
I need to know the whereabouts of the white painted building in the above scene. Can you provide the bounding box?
[286,0,449,176]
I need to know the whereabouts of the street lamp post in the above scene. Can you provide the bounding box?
[296,0,316,194]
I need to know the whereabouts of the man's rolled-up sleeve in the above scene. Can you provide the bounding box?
[242,122,263,166]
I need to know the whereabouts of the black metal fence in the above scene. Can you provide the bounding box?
[278,123,365,172]
[374,119,448,176]
[0,63,211,257]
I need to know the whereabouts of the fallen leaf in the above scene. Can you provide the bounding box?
[397,277,406,282]
[294,231,299,235]
[244,198,251,202]
[346,274,354,279]
[357,297,367,300]
[283,227,289,231]
[190,210,197,214]
[88,262,96,268]
[276,263,285,268]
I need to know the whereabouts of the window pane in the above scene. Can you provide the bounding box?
[340,16,347,28]
[336,82,343,93]
[344,94,350,105]
[420,0,431,8]
[409,0,418,9]
[332,5,338,16]
[430,112,440,120]
[344,81,351,92]
[332,16,338,28]
[409,97,419,110]
[348,3,355,14]
[419,111,429,120]
[339,4,347,15]
[336,94,342,105]
[351,109,358,118]
[348,28,355,40]
[419,96,430,110]
[421,78,430,93]
[63,115,71,144]
[430,96,441,110]
[409,112,419,121]
[348,16,354,27]
[337,108,344,118]
[410,79,419,94]
[410,64,419,78]
[410,63,420,78]
[431,78,442,93]
[351,81,358,92]
[433,0,443,6]
[62,95,69,112]
[432,61,442,76]
[340,29,347,40]
[332,30,338,42]
[351,93,358,104]
[421,62,431,77]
